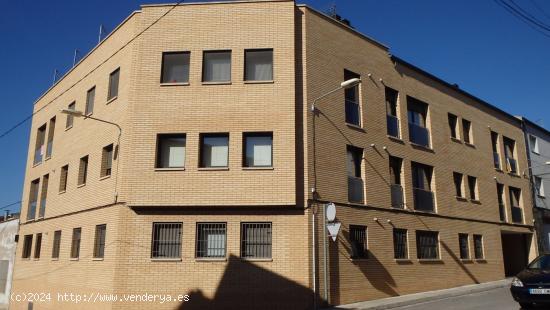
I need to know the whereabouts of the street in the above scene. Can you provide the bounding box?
[391,286,526,310]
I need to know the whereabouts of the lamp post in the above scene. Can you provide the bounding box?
[61,109,122,203]
[309,77,362,308]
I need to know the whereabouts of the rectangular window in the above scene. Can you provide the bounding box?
[70,228,82,259]
[78,156,89,186]
[0,260,9,292]
[93,224,107,259]
[85,86,95,115]
[448,113,458,139]
[509,187,523,223]
[474,234,484,259]
[244,49,273,81]
[151,222,182,259]
[108,68,120,100]
[468,176,478,200]
[503,137,517,174]
[38,174,48,218]
[416,230,439,259]
[196,223,226,258]
[22,235,33,259]
[389,156,404,208]
[243,132,273,167]
[459,233,469,259]
[202,51,231,82]
[59,165,68,192]
[497,183,506,222]
[393,228,408,259]
[46,117,56,158]
[349,225,368,259]
[491,131,500,169]
[34,233,42,259]
[241,223,272,258]
[200,134,229,168]
[344,69,361,126]
[34,124,46,165]
[52,230,61,259]
[535,176,545,197]
[462,119,472,144]
[407,97,430,147]
[66,102,76,129]
[453,172,464,198]
[411,162,434,212]
[27,179,39,221]
[386,87,400,138]
[156,134,186,168]
[530,135,539,154]
[347,145,364,203]
[161,52,190,84]
[101,144,113,177]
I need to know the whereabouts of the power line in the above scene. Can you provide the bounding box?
[0,0,185,141]
[493,0,550,37]
[0,201,21,210]
[528,0,550,22]
[508,0,550,30]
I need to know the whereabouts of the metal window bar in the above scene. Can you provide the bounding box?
[408,122,430,147]
[52,231,61,259]
[413,187,435,212]
[349,225,367,259]
[34,233,42,259]
[71,228,81,259]
[416,231,438,259]
[22,235,33,259]
[151,223,182,258]
[241,223,272,258]
[196,223,226,258]
[393,229,408,259]
[474,235,484,259]
[459,234,469,259]
[94,224,107,258]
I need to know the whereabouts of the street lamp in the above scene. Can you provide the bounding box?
[310,78,361,112]
[60,109,122,203]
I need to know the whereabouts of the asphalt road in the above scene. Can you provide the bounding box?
[390,286,528,310]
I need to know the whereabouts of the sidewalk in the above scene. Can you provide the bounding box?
[325,279,512,310]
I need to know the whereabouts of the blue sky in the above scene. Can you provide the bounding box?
[1,0,549,213]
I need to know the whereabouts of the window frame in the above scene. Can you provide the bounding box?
[453,172,464,198]
[344,69,362,127]
[59,164,69,193]
[240,222,272,259]
[78,155,89,186]
[151,222,183,259]
[244,48,274,82]
[416,230,439,260]
[155,133,187,169]
[199,133,230,168]
[22,234,33,259]
[243,132,273,168]
[467,175,478,201]
[70,227,82,259]
[393,228,408,259]
[462,119,473,144]
[535,176,545,197]
[195,222,227,259]
[160,51,191,84]
[101,144,114,178]
[66,102,76,129]
[530,135,540,154]
[85,86,96,116]
[202,50,232,83]
[34,233,42,259]
[473,234,484,259]
[107,68,120,101]
[458,233,470,260]
[93,224,107,259]
[349,225,368,259]
[448,113,459,140]
[52,230,61,259]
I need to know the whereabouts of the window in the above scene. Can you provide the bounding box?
[386,87,400,138]
[46,117,56,158]
[389,156,404,208]
[411,162,434,212]
[196,223,226,258]
[462,119,472,144]
[241,223,272,258]
[101,144,113,177]
[503,137,517,174]
[530,135,540,154]
[0,260,9,292]
[38,174,48,218]
[93,224,107,259]
[108,68,120,100]
[453,172,464,198]
[52,230,61,259]
[200,134,229,168]
[70,228,82,259]
[393,228,408,259]
[407,97,430,147]
[344,69,361,126]
[22,235,33,259]
[161,52,190,84]
[349,225,368,259]
[244,49,273,81]
[202,51,231,82]
[243,132,273,167]
[491,131,500,169]
[347,145,364,203]
[156,134,186,168]
[66,102,76,129]
[497,183,506,222]
[535,176,545,197]
[416,230,439,259]
[468,176,478,200]
[34,233,42,259]
[459,233,469,259]
[27,179,39,220]
[85,87,95,115]
[474,234,484,259]
[509,187,522,223]
[78,156,89,186]
[448,113,458,139]
[59,165,68,192]
[34,124,46,165]
[151,223,182,259]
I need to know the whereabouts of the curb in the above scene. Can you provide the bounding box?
[326,279,512,310]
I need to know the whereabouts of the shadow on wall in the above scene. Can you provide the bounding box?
[176,255,312,310]
[440,241,480,284]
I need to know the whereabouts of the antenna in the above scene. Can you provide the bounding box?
[73,49,80,67]
[98,24,106,44]
[52,69,59,85]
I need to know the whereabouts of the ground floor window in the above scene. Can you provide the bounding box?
[151,222,182,259]
[241,222,272,259]
[349,225,368,259]
[416,230,439,259]
[393,228,408,259]
[196,223,226,258]
[474,234,484,259]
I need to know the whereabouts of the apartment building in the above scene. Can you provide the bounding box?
[11,1,535,309]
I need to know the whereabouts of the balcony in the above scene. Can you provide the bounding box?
[38,199,46,218]
[46,140,53,158]
[413,187,434,212]
[408,123,430,148]
[387,115,400,138]
[499,203,506,221]
[493,152,500,169]
[345,100,360,126]
[348,176,364,203]
[511,206,523,224]
[391,184,404,208]
[27,201,37,220]
[33,148,43,165]
[506,157,518,174]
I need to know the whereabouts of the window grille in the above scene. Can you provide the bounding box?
[241,223,272,258]
[196,223,226,258]
[151,223,182,258]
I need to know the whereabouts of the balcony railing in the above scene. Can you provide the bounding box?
[413,187,435,212]
[506,157,518,174]
[493,152,500,169]
[511,206,523,224]
[46,140,53,158]
[408,123,430,148]
[499,203,506,222]
[33,148,43,165]
[348,176,364,203]
[345,100,360,126]
[387,115,400,138]
[391,184,404,208]
[27,201,37,220]
[38,199,46,218]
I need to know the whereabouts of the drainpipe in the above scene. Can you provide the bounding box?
[312,203,317,309]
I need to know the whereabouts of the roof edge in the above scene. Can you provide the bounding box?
[141,0,293,8]
[518,116,550,137]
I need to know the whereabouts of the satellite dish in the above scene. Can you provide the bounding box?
[326,202,336,222]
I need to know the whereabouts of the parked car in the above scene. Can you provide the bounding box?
[511,254,550,308]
